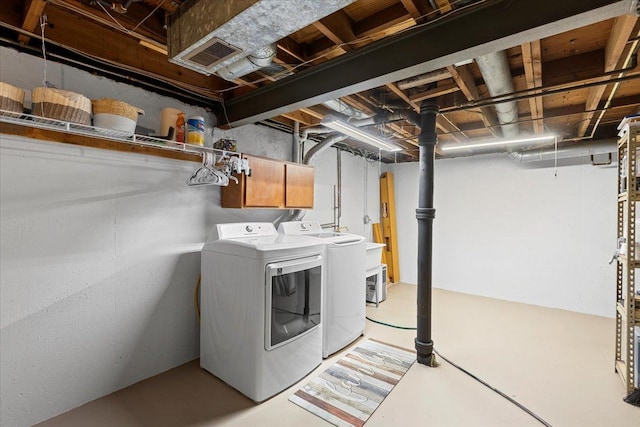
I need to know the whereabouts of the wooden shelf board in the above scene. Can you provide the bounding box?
[0,121,202,163]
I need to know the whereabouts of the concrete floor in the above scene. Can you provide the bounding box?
[37,284,639,427]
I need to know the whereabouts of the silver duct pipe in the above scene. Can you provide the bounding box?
[510,139,616,163]
[216,44,276,81]
[273,133,348,227]
[475,51,519,138]
[322,99,371,120]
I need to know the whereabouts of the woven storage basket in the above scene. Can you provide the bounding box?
[91,98,143,121]
[31,87,91,125]
[0,82,25,114]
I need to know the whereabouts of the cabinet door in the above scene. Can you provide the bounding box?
[244,155,285,207]
[285,163,314,208]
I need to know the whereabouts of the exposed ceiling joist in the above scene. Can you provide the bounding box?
[17,0,46,44]
[409,81,460,103]
[397,68,451,90]
[434,0,453,14]
[578,14,638,136]
[399,0,423,21]
[313,10,357,51]
[220,0,632,127]
[446,63,499,136]
[521,40,544,133]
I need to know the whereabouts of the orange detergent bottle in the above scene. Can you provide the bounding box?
[176,113,185,143]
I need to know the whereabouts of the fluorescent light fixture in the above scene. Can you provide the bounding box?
[441,134,556,151]
[321,115,403,152]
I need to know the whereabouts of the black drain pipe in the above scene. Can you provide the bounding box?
[415,102,439,366]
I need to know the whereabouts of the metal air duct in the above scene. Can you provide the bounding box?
[475,51,519,138]
[215,44,276,81]
[168,0,356,76]
[510,139,616,163]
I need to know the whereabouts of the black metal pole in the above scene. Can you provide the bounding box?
[415,102,439,366]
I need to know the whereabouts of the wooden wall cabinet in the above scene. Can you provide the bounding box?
[221,154,314,209]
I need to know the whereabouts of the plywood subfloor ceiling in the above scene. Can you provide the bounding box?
[1,0,639,161]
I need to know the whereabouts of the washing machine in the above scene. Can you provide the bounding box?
[278,221,365,358]
[200,222,324,402]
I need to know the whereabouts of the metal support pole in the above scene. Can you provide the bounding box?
[415,102,439,366]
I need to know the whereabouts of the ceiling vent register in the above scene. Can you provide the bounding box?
[168,0,356,76]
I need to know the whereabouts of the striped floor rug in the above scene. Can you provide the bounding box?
[289,338,416,427]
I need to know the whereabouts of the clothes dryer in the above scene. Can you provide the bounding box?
[201,222,324,402]
[278,221,365,357]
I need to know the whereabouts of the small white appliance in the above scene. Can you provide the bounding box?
[278,221,365,358]
[201,222,324,402]
[366,264,387,304]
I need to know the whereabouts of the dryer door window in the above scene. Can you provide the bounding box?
[265,255,322,350]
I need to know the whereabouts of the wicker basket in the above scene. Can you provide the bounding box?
[91,98,144,121]
[31,87,91,125]
[0,82,25,114]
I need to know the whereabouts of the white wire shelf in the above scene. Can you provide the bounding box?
[0,109,240,159]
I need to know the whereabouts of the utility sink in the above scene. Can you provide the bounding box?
[365,242,385,271]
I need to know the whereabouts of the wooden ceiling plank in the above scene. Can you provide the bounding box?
[434,0,453,13]
[397,69,452,90]
[521,40,545,133]
[40,6,228,96]
[277,37,307,63]
[605,15,638,73]
[384,82,463,144]
[386,83,420,112]
[46,0,166,43]
[280,110,318,126]
[446,64,499,135]
[399,0,423,21]
[446,64,478,100]
[353,3,413,38]
[578,15,638,137]
[313,10,357,50]
[17,0,47,44]
[409,81,460,103]
[300,107,326,120]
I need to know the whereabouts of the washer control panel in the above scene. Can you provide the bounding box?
[215,222,277,239]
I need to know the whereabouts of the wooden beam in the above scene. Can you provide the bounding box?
[47,0,166,43]
[280,110,320,127]
[410,81,460,103]
[521,40,544,133]
[17,0,47,44]
[400,0,423,21]
[313,10,357,50]
[39,6,228,96]
[605,15,638,73]
[578,15,638,137]
[446,64,500,136]
[277,36,307,63]
[397,69,452,90]
[386,83,420,112]
[434,0,453,13]
[300,107,326,120]
[353,3,412,38]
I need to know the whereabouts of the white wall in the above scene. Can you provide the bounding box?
[0,47,379,427]
[393,154,617,317]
